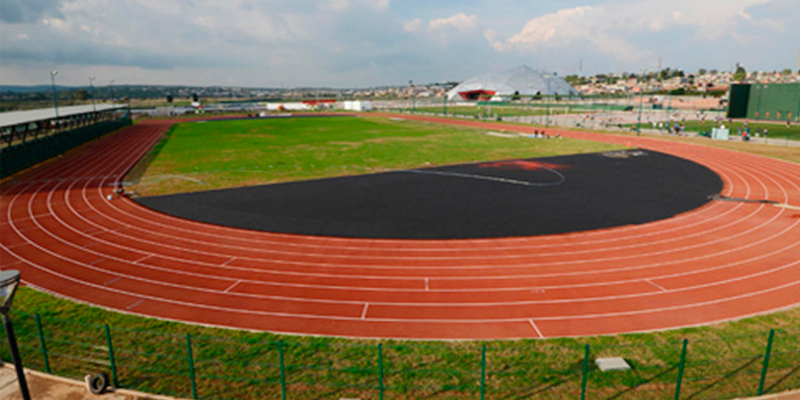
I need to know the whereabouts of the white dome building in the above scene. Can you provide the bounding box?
[446,65,579,101]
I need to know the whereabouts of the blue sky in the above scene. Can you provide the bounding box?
[1,0,798,88]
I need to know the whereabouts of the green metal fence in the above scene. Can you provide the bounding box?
[1,312,799,400]
[0,118,132,179]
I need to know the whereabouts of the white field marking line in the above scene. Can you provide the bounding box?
[10,123,800,290]
[18,178,800,309]
[776,203,800,211]
[645,279,669,292]
[89,258,106,265]
[14,251,800,324]
[48,176,800,297]
[31,123,788,274]
[101,154,760,262]
[222,257,236,266]
[101,135,764,250]
[361,303,369,319]
[50,203,780,291]
[404,168,565,187]
[97,198,746,264]
[425,278,430,291]
[528,319,544,338]
[126,299,145,310]
[103,276,121,286]
[75,183,762,269]
[115,185,731,253]
[119,139,780,250]
[224,280,241,293]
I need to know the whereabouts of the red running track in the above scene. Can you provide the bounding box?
[2,115,800,339]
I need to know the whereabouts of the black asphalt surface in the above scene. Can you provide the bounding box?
[137,150,723,239]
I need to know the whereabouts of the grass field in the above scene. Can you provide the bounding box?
[5,288,799,400]
[128,115,623,196]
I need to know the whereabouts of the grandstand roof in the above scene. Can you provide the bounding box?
[447,65,579,101]
[0,104,127,129]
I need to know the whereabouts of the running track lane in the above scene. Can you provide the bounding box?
[1,116,799,340]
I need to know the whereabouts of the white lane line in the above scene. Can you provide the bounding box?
[404,168,565,187]
[222,257,236,266]
[646,279,669,292]
[126,299,145,310]
[775,203,800,211]
[528,319,544,338]
[224,280,241,293]
[425,278,430,291]
[361,303,370,319]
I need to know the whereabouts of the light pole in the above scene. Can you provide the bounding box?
[109,79,116,104]
[89,76,97,113]
[50,70,60,119]
[409,80,415,113]
[545,76,551,127]
[1,270,31,400]
[636,73,645,136]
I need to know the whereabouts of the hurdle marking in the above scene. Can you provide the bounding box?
[646,279,669,292]
[528,319,544,338]
[224,280,241,293]
[361,303,370,319]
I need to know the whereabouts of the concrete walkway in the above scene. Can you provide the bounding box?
[0,364,183,400]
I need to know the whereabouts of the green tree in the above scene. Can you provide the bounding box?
[782,68,792,75]
[733,65,747,82]
[73,89,89,101]
[698,68,707,76]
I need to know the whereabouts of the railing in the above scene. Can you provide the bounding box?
[2,312,798,400]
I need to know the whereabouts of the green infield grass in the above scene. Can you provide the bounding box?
[128,115,623,197]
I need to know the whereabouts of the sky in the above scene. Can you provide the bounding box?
[1,0,799,88]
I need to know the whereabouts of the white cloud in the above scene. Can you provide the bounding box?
[428,13,478,31]
[403,13,482,46]
[403,18,422,32]
[488,0,786,65]
[42,17,72,31]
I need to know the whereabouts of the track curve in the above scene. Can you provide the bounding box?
[2,115,799,339]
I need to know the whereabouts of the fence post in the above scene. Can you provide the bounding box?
[674,339,688,400]
[34,315,51,374]
[279,340,287,400]
[378,343,384,400]
[580,344,590,400]
[185,333,198,400]
[757,329,775,396]
[104,324,119,388]
[480,344,486,400]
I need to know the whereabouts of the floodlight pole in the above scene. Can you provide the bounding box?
[545,77,551,127]
[50,70,60,119]
[89,76,97,113]
[1,270,31,400]
[409,80,415,113]
[636,76,645,136]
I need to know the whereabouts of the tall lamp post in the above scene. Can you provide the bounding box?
[88,76,97,113]
[50,70,60,119]
[409,80,415,113]
[109,79,116,104]
[1,270,31,400]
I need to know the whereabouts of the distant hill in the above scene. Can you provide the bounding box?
[0,85,77,93]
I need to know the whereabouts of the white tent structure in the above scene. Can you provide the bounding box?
[446,65,578,101]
